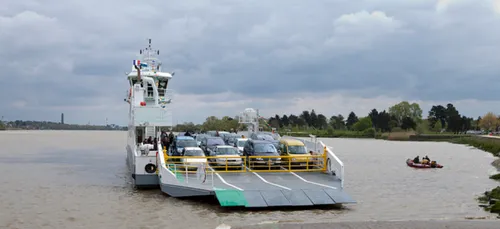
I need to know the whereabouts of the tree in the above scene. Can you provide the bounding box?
[309,109,318,128]
[479,112,498,131]
[316,114,328,129]
[376,110,392,132]
[368,109,379,129]
[428,105,447,128]
[269,118,280,128]
[280,115,289,127]
[460,116,473,133]
[346,112,358,130]
[329,115,345,130]
[401,116,417,130]
[416,119,429,134]
[431,119,442,132]
[299,111,311,127]
[388,101,423,126]
[352,117,372,131]
[444,103,461,133]
[475,116,482,130]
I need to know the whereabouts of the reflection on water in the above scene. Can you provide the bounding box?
[0,131,498,229]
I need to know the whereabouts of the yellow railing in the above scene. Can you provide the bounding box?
[163,151,327,173]
[165,155,246,173]
[246,155,325,172]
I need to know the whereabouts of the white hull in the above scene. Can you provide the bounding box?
[125,40,173,188]
[126,139,160,187]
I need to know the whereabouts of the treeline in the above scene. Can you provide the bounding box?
[169,100,500,136]
[172,116,244,132]
[267,101,484,134]
[1,120,126,131]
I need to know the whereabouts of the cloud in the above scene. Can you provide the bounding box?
[1,0,500,125]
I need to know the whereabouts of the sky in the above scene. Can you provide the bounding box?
[2,0,500,126]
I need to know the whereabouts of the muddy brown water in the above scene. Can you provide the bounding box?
[0,131,498,229]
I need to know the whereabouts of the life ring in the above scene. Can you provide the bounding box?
[145,163,157,174]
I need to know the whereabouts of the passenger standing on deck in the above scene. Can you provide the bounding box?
[161,134,168,150]
[153,138,158,150]
[168,131,174,147]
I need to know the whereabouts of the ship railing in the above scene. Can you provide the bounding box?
[158,147,215,187]
[282,135,345,188]
[165,163,215,187]
[164,155,326,173]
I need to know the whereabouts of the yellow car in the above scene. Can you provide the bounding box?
[278,139,312,168]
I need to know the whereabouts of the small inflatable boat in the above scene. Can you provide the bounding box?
[406,159,443,168]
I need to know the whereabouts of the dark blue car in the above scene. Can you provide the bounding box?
[242,139,281,167]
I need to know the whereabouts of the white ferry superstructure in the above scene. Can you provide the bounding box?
[125,39,173,188]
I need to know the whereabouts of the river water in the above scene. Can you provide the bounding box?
[0,131,498,229]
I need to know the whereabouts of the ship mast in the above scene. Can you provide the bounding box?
[133,39,161,81]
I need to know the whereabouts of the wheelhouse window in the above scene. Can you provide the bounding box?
[158,79,168,97]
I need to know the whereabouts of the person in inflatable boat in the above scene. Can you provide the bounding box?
[422,155,431,164]
[413,156,420,163]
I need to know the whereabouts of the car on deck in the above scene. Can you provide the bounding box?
[170,136,198,156]
[200,136,226,156]
[234,138,248,155]
[278,138,312,168]
[249,133,280,149]
[243,139,281,168]
[207,145,243,169]
[179,147,207,170]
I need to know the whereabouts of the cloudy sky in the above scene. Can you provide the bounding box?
[2,0,500,125]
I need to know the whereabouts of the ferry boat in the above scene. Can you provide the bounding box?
[123,40,356,208]
[155,108,357,207]
[125,39,173,188]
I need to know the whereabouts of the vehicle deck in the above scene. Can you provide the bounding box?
[159,165,355,208]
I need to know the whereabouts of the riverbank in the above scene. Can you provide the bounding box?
[280,130,465,141]
[231,220,500,229]
[478,186,500,213]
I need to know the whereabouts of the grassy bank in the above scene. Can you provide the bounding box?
[478,186,500,214]
[279,129,377,138]
[455,137,500,216]
[490,174,500,180]
[449,137,500,157]
[280,129,467,141]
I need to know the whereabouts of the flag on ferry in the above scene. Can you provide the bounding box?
[133,60,141,66]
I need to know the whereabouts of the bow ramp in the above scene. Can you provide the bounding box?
[157,137,356,208]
